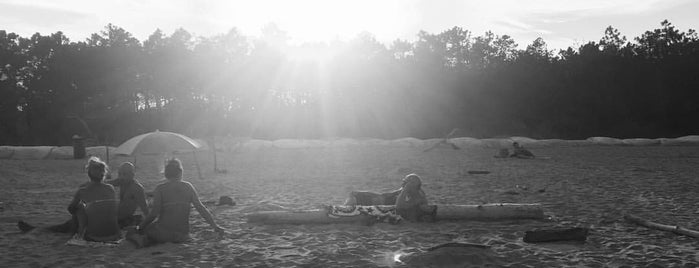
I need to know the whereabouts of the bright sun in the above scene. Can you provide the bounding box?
[216,0,409,45]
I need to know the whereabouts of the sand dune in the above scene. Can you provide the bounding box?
[1,143,699,267]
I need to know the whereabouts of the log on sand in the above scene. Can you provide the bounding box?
[246,203,544,224]
[624,214,699,238]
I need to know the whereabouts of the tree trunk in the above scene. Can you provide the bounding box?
[624,214,699,238]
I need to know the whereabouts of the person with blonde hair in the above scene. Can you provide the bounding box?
[129,158,223,247]
[18,157,121,242]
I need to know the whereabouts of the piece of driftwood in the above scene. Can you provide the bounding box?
[624,214,699,238]
[467,170,491,174]
[423,128,460,152]
[427,242,491,251]
[523,227,589,243]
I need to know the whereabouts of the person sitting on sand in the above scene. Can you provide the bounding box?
[130,158,223,247]
[18,161,149,234]
[104,162,149,228]
[395,174,436,222]
[510,142,535,159]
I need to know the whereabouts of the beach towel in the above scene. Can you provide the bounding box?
[326,205,402,224]
[65,235,124,247]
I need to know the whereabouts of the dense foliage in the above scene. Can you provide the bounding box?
[1,20,698,145]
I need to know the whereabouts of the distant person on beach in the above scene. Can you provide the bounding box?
[510,142,535,159]
[129,158,223,247]
[395,174,436,222]
[18,157,121,241]
[18,160,149,234]
[105,162,149,227]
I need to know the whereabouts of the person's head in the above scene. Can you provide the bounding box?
[164,158,183,180]
[402,173,422,191]
[118,162,135,181]
[86,156,108,182]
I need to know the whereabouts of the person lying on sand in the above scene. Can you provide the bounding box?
[22,157,122,241]
[510,142,535,159]
[395,174,436,222]
[18,161,149,234]
[128,158,224,247]
[104,162,149,227]
[344,189,402,206]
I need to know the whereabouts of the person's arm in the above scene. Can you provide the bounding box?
[134,184,150,216]
[188,183,224,233]
[138,187,161,231]
[67,189,82,214]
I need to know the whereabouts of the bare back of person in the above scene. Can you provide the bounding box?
[73,182,120,240]
[151,180,194,236]
[114,179,147,220]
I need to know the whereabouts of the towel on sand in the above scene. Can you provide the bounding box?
[327,205,402,224]
[65,235,124,247]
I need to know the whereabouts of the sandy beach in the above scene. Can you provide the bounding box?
[1,142,699,267]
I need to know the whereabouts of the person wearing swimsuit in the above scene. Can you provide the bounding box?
[132,158,223,247]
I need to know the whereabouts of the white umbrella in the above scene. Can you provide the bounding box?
[115,130,203,178]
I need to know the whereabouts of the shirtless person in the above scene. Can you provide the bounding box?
[105,162,149,227]
[18,161,148,233]
[130,158,223,247]
[510,142,535,159]
[67,157,121,241]
[395,174,436,222]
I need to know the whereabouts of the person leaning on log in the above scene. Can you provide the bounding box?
[395,174,437,222]
[510,142,535,159]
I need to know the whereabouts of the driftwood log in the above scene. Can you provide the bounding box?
[247,203,545,224]
[624,214,699,238]
[427,242,491,251]
[523,227,589,243]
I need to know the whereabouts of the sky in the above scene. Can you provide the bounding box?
[1,0,698,51]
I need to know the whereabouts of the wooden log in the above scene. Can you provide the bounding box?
[624,214,699,238]
[246,203,545,224]
[523,227,589,243]
[436,203,544,221]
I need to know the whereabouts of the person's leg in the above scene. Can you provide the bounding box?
[46,215,78,233]
[74,202,88,239]
[17,214,78,234]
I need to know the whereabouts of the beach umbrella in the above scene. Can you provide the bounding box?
[115,130,203,178]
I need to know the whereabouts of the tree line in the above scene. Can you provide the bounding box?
[1,20,698,146]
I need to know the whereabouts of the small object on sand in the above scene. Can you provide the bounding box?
[427,242,491,251]
[624,214,699,238]
[467,170,491,175]
[217,195,236,206]
[17,220,36,233]
[523,227,589,243]
[494,149,510,158]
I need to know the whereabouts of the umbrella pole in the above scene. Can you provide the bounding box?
[192,150,202,179]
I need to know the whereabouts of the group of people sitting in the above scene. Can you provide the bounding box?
[18,157,224,247]
[18,156,438,247]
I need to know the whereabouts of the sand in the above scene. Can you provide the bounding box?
[1,144,699,267]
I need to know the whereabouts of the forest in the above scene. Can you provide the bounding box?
[1,20,698,145]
